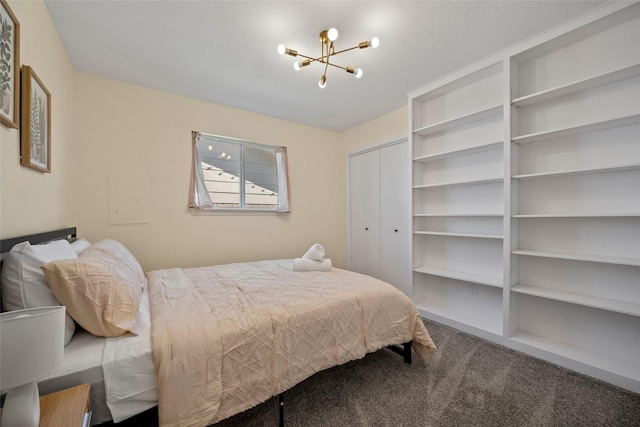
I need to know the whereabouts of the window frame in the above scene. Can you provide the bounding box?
[189,131,291,213]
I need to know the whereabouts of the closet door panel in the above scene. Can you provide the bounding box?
[380,141,411,295]
[349,149,381,277]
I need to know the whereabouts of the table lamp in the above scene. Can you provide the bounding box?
[1,306,65,427]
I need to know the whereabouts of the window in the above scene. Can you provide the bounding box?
[189,131,290,212]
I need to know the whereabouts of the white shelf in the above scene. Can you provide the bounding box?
[418,306,504,337]
[513,213,640,218]
[414,265,502,288]
[413,141,502,163]
[510,331,640,383]
[414,230,503,239]
[512,249,640,267]
[512,163,640,180]
[512,284,640,317]
[417,309,503,343]
[413,105,502,136]
[415,213,503,217]
[412,62,503,102]
[413,176,503,189]
[512,62,640,107]
[512,113,640,145]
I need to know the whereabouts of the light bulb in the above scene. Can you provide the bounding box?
[207,145,213,151]
[360,37,380,49]
[293,60,310,71]
[327,28,338,42]
[277,44,286,55]
[346,66,363,78]
[319,75,327,88]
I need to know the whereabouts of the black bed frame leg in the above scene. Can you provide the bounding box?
[403,342,412,364]
[386,341,412,364]
[279,393,284,427]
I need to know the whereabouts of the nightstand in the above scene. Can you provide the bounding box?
[39,383,91,427]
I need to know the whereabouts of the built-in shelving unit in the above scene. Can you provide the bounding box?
[410,60,505,339]
[408,2,640,393]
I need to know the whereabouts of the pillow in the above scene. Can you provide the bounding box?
[0,240,77,344]
[89,239,145,287]
[41,248,143,338]
[70,238,92,255]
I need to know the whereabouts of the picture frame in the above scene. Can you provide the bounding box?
[20,66,51,173]
[0,0,20,129]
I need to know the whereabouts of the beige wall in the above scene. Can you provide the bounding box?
[1,0,408,273]
[0,0,77,239]
[73,73,346,271]
[340,106,408,153]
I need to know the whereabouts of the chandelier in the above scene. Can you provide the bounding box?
[278,28,379,89]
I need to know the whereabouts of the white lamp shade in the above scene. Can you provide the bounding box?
[0,306,65,392]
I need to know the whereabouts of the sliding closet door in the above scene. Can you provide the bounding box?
[349,149,381,279]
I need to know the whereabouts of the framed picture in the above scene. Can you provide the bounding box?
[0,0,20,128]
[21,66,51,173]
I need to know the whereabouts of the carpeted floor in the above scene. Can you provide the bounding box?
[99,319,640,426]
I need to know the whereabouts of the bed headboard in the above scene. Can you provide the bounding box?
[0,227,77,263]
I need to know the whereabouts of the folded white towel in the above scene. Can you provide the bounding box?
[302,243,325,261]
[293,258,332,272]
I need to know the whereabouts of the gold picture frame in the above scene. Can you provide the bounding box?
[0,0,20,128]
[20,66,51,173]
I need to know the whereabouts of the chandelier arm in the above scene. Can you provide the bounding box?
[296,53,323,63]
[323,56,330,75]
[294,53,352,71]
[330,45,361,56]
[326,63,349,71]
[322,39,328,63]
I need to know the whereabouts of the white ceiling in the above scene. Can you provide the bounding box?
[44,0,608,132]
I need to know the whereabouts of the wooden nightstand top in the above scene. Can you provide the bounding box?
[39,383,90,427]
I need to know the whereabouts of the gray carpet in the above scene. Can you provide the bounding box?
[101,319,640,426]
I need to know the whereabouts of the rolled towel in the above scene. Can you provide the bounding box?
[294,258,332,272]
[302,243,325,261]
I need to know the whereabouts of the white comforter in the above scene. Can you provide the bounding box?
[147,260,436,427]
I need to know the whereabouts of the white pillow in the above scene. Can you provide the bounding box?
[70,238,92,255]
[1,240,78,344]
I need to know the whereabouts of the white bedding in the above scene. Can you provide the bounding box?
[39,287,157,424]
[102,285,157,422]
[39,329,110,423]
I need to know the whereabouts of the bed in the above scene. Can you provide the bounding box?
[0,228,436,426]
[0,228,157,424]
